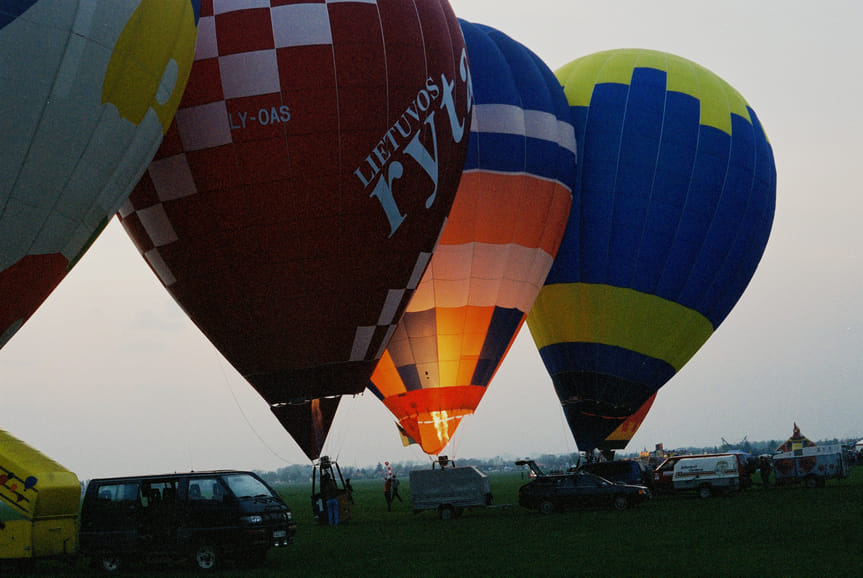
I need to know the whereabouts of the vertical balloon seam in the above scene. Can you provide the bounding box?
[676,60,733,326]
[640,51,687,374]
[621,50,665,375]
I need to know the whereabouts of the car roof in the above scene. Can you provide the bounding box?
[88,470,257,483]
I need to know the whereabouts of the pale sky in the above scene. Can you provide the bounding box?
[1,1,861,480]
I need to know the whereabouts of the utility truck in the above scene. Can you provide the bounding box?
[671,455,741,498]
[0,429,80,563]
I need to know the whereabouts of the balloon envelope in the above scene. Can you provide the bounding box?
[119,0,472,460]
[369,20,575,455]
[0,0,199,348]
[528,49,776,452]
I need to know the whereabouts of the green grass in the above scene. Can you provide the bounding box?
[12,467,863,576]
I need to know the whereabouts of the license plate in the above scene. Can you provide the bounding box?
[273,530,287,538]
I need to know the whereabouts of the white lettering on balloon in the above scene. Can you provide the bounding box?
[355,48,473,238]
[229,105,291,129]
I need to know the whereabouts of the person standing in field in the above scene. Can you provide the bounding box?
[759,456,771,488]
[391,475,403,503]
[345,478,355,504]
[384,476,393,511]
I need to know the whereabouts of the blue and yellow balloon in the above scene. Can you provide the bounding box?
[0,1,199,348]
[528,49,776,452]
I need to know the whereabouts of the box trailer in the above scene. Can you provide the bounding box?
[409,458,494,520]
[0,429,80,561]
[773,444,849,488]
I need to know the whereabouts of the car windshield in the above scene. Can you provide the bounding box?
[222,474,278,500]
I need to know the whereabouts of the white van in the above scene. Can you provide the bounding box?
[672,455,740,498]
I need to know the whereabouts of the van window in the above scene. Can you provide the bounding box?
[142,480,178,507]
[223,473,277,499]
[188,477,226,502]
[95,483,139,504]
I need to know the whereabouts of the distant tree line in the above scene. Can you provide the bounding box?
[255,436,857,485]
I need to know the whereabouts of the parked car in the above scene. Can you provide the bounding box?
[516,460,650,514]
[578,460,653,489]
[79,470,295,572]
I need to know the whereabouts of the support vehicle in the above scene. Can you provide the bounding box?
[409,457,494,520]
[79,470,295,572]
[653,452,752,493]
[516,459,650,513]
[671,455,741,498]
[0,429,80,564]
[772,444,849,487]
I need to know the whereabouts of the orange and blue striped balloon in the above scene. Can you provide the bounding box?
[369,20,575,455]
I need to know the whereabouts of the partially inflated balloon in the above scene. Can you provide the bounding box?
[528,49,776,452]
[368,20,575,455]
[0,0,199,348]
[119,0,471,460]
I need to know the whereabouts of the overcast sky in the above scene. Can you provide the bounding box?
[1,0,860,480]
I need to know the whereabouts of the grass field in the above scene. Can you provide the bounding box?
[12,466,863,576]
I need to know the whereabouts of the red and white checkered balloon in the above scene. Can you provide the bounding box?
[119,0,472,460]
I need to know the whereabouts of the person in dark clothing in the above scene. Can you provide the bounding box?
[391,475,403,502]
[345,478,355,504]
[322,474,339,525]
[384,477,393,511]
[759,456,771,487]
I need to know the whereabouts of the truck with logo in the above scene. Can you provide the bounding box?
[653,451,755,493]
[772,444,849,487]
[0,429,80,564]
[671,455,741,498]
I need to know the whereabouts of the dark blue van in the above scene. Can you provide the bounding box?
[79,470,295,572]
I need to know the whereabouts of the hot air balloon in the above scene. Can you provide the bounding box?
[119,0,472,461]
[528,49,776,453]
[368,20,575,455]
[0,1,199,349]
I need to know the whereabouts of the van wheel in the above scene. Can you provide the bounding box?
[192,543,218,571]
[539,500,555,515]
[438,505,456,520]
[94,554,122,573]
[613,495,629,511]
[698,485,712,499]
[805,476,817,489]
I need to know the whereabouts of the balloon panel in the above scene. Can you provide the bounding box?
[602,393,656,451]
[119,0,471,460]
[0,0,199,349]
[369,20,575,455]
[529,49,776,451]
